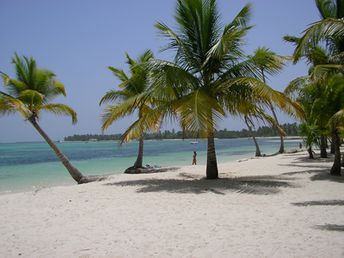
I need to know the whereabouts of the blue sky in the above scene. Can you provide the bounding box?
[0,0,319,142]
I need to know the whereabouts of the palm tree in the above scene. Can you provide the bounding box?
[244,115,262,157]
[144,0,302,179]
[100,50,155,173]
[0,54,105,184]
[249,47,286,153]
[300,122,320,159]
[236,97,283,157]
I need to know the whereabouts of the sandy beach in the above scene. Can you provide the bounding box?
[1,151,344,258]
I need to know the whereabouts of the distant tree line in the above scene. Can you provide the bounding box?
[64,123,300,141]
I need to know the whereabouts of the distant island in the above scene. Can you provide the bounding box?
[64,123,300,141]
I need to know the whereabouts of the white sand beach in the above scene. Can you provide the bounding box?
[1,151,344,258]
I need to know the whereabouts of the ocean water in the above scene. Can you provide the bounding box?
[0,138,302,193]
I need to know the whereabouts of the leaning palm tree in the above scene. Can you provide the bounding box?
[244,115,262,157]
[248,47,286,153]
[0,54,105,184]
[235,95,285,157]
[144,0,302,179]
[100,50,156,173]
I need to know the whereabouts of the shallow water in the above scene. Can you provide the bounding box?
[0,138,302,193]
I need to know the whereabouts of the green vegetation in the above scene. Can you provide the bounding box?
[285,0,344,175]
[64,123,300,141]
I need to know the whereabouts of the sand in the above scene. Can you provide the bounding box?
[0,151,344,257]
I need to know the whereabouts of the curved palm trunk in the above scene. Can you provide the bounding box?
[244,116,261,157]
[320,135,328,158]
[262,70,284,154]
[206,126,218,179]
[270,104,285,153]
[29,118,107,184]
[330,129,341,176]
[133,137,144,168]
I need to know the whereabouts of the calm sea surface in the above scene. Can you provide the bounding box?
[0,138,301,193]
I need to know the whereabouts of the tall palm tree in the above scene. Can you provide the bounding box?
[144,0,302,179]
[249,47,286,153]
[0,54,105,184]
[100,50,155,173]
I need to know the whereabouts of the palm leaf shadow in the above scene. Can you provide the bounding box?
[104,173,296,195]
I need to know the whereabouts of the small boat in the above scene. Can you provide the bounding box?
[190,141,199,144]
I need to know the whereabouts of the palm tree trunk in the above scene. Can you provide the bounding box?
[307,146,315,159]
[330,129,341,176]
[206,126,218,179]
[134,136,144,168]
[29,118,107,184]
[244,116,261,157]
[320,135,328,158]
[270,104,285,153]
[262,70,284,154]
[330,136,336,154]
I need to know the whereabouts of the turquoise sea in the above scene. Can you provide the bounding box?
[0,138,302,193]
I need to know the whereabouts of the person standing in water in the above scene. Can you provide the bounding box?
[192,151,197,165]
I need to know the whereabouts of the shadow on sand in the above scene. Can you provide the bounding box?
[105,174,297,195]
[278,154,344,183]
[314,224,344,232]
[105,152,343,195]
[292,200,344,206]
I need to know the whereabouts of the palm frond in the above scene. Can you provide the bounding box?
[0,92,31,118]
[101,95,144,131]
[99,90,131,105]
[315,0,337,19]
[120,106,163,143]
[311,64,344,81]
[148,59,200,98]
[284,76,310,96]
[228,3,251,28]
[248,46,285,77]
[40,104,77,124]
[294,19,344,62]
[175,89,225,133]
[108,67,129,82]
[328,108,344,127]
[18,89,44,105]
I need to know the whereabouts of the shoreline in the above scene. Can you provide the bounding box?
[0,136,302,144]
[1,150,343,257]
[0,138,303,194]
